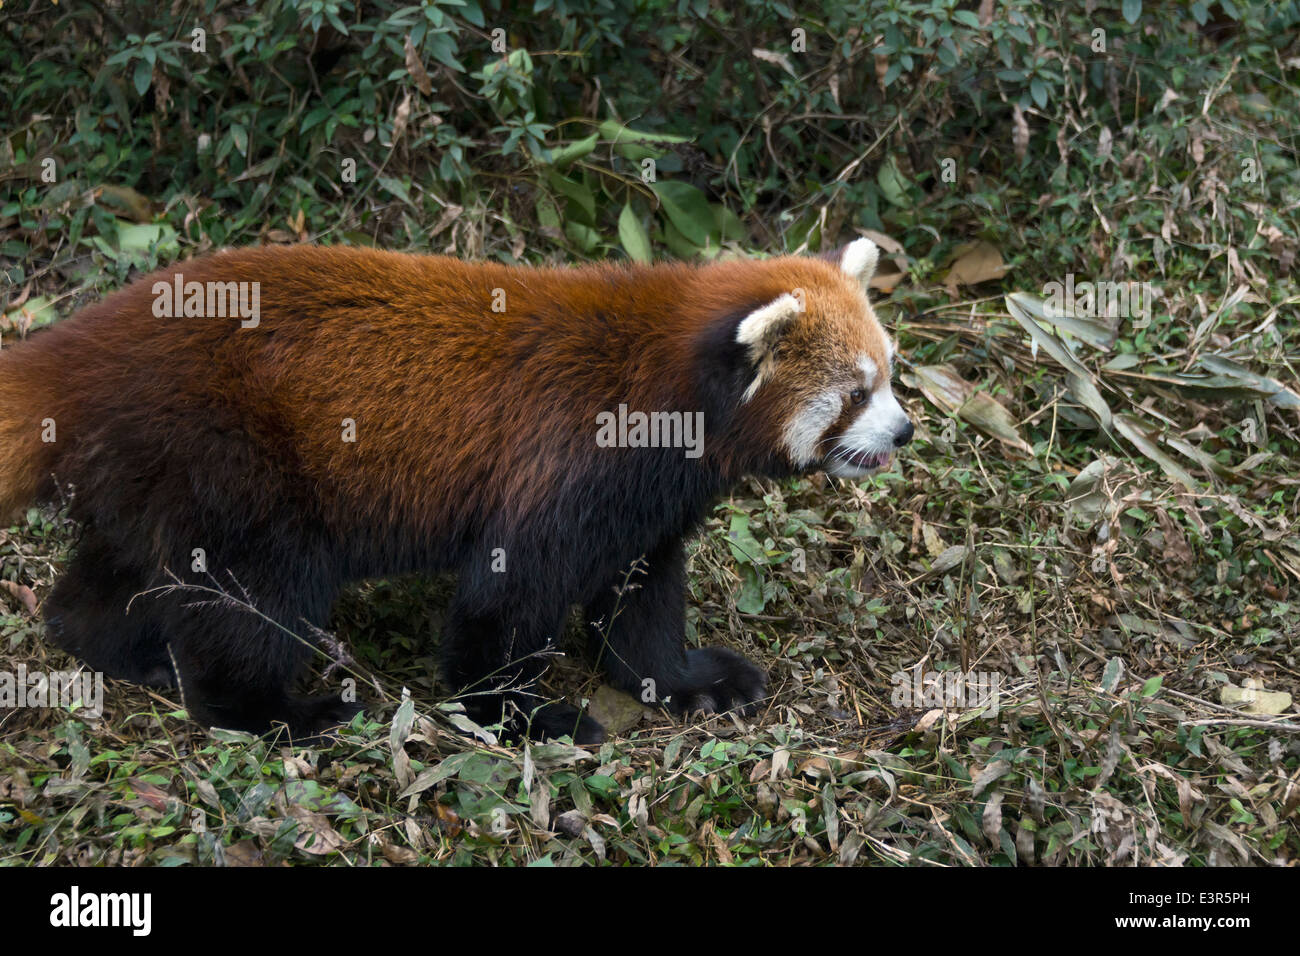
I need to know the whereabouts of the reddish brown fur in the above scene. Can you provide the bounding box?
[3,246,881,531]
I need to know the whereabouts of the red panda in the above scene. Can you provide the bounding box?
[0,238,912,743]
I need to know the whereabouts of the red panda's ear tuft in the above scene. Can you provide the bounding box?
[817,237,879,290]
[733,293,801,402]
[839,237,879,287]
[734,293,801,363]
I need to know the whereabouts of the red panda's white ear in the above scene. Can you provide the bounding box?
[735,293,800,361]
[839,237,879,289]
[735,293,800,402]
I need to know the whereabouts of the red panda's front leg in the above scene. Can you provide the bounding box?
[585,538,768,722]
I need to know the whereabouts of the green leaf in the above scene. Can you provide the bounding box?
[1101,353,1141,371]
[735,564,766,615]
[548,133,598,170]
[1122,0,1142,23]
[661,218,702,259]
[1114,414,1198,490]
[876,156,912,208]
[712,203,746,241]
[132,58,152,96]
[618,203,653,263]
[1101,658,1125,693]
[726,514,765,566]
[651,180,714,247]
[1198,354,1300,409]
[1140,675,1163,697]
[378,176,417,208]
[1009,291,1116,351]
[585,774,618,797]
[3,295,59,331]
[958,391,1032,452]
[546,169,596,222]
[563,219,600,253]
[115,221,179,256]
[1005,293,1113,431]
[398,752,474,797]
[389,696,415,755]
[1030,77,1048,109]
[301,107,331,133]
[535,193,562,230]
[598,119,690,146]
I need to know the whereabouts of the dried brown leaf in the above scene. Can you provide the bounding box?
[945,241,1009,295]
[403,35,433,95]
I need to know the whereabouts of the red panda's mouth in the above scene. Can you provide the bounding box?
[837,449,892,471]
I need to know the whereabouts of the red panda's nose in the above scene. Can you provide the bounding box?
[893,421,914,448]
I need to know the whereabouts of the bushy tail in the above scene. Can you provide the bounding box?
[0,337,64,521]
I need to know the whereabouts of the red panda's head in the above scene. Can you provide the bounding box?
[730,238,913,478]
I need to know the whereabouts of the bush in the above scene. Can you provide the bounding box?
[2,0,1295,288]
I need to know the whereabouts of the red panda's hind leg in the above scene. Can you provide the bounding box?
[162,588,361,739]
[44,532,176,688]
[140,541,358,739]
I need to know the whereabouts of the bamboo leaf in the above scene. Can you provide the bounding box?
[1006,293,1113,430]
[958,391,1032,453]
[1114,414,1198,490]
[1199,354,1300,409]
[1007,290,1117,351]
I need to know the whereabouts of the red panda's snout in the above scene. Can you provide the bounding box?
[780,350,912,479]
[820,366,913,478]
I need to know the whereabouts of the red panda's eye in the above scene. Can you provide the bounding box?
[850,388,868,406]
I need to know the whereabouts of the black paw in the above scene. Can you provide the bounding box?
[667,647,767,717]
[514,702,606,746]
[278,694,364,741]
[45,617,176,687]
